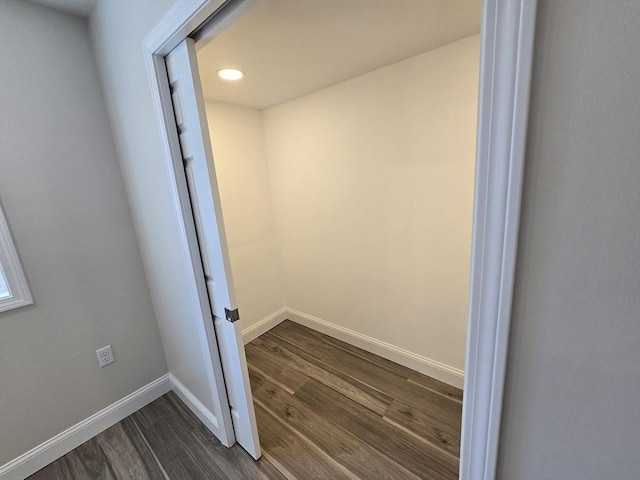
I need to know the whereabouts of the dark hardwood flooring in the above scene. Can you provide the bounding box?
[247,321,462,480]
[29,320,462,479]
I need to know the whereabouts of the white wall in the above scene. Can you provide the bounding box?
[260,35,479,371]
[204,101,283,328]
[0,0,167,465]
[498,1,640,478]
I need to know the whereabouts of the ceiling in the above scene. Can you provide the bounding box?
[196,0,482,110]
[30,0,97,17]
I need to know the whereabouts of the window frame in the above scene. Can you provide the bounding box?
[0,203,33,312]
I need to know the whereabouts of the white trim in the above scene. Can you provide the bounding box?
[169,374,220,433]
[241,308,288,344]
[192,0,259,48]
[460,1,537,479]
[143,0,227,56]
[0,203,33,313]
[0,375,170,480]
[286,308,464,389]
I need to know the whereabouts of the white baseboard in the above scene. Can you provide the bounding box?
[0,375,171,480]
[285,308,464,389]
[168,374,219,434]
[241,307,288,344]
[239,306,464,388]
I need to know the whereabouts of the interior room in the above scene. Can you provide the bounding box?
[3,0,638,479]
[195,0,480,475]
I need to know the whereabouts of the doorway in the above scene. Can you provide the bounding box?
[144,0,538,478]
[191,0,478,477]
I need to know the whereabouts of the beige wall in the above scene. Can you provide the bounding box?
[0,0,167,465]
[498,1,640,478]
[260,35,479,371]
[205,101,284,328]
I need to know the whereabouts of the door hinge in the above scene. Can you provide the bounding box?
[224,308,240,323]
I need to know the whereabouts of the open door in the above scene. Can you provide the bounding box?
[165,38,261,460]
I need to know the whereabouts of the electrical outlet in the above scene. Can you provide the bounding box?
[96,345,115,368]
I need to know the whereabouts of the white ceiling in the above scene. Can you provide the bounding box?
[197,0,482,110]
[30,0,97,17]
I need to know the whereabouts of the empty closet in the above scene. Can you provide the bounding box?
[196,11,479,388]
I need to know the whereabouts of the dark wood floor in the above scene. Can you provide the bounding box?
[29,320,462,479]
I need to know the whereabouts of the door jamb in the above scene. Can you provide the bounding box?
[143,0,538,478]
[459,1,537,478]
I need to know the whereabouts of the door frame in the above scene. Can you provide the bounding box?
[143,0,538,478]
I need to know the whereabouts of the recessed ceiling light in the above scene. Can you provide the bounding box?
[217,68,244,81]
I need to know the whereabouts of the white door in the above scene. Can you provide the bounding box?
[165,38,261,460]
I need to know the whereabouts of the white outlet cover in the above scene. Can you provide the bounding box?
[96,345,114,368]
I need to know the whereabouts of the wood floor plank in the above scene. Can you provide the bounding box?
[28,464,57,480]
[273,323,460,405]
[251,454,291,480]
[273,321,414,379]
[187,428,289,480]
[258,332,395,414]
[267,328,462,433]
[99,417,168,479]
[134,393,280,480]
[254,403,350,480]
[131,413,225,478]
[249,366,268,391]
[384,400,461,457]
[254,377,422,480]
[250,335,392,415]
[268,323,338,361]
[270,325,461,455]
[96,422,158,479]
[390,384,462,431]
[374,379,462,437]
[296,378,459,480]
[63,436,117,480]
[131,391,200,431]
[28,461,68,480]
[408,371,463,403]
[245,343,310,394]
[50,456,76,480]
